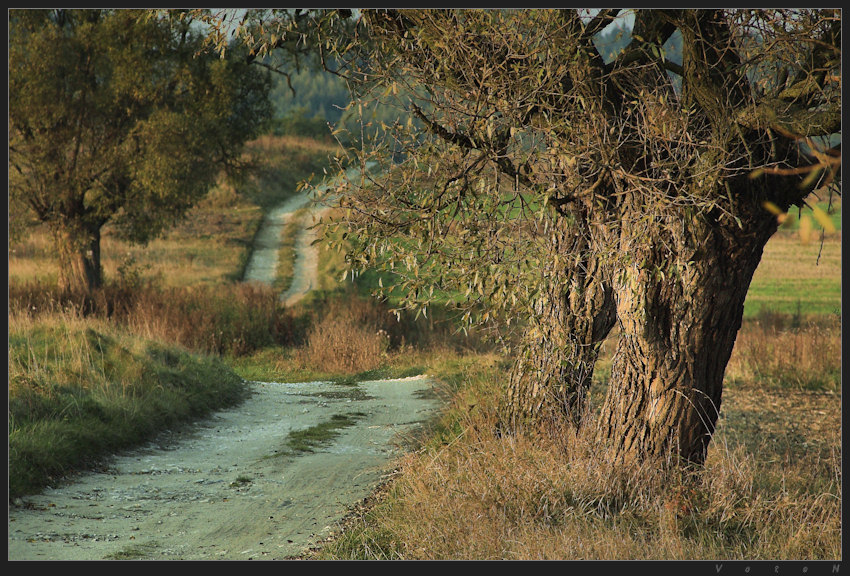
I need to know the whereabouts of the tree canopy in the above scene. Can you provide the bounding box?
[9,9,273,293]
[175,8,845,468]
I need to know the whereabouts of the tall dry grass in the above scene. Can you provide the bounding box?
[298,295,395,374]
[726,308,841,391]
[317,317,841,560]
[324,403,840,559]
[8,279,301,357]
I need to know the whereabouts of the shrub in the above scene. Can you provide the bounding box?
[300,297,392,373]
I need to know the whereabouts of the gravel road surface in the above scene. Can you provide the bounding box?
[8,375,440,560]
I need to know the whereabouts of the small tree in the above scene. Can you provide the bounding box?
[219,9,841,468]
[9,9,273,293]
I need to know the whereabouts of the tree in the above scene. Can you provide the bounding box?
[220,9,841,469]
[9,9,273,293]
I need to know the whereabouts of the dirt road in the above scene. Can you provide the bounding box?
[8,375,440,560]
[243,163,369,306]
[241,191,313,287]
[8,163,414,561]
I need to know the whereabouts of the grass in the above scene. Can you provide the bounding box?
[104,542,160,560]
[743,193,841,318]
[8,134,341,290]
[311,323,841,559]
[282,413,367,456]
[230,474,254,487]
[7,310,247,499]
[272,208,305,294]
[744,234,841,319]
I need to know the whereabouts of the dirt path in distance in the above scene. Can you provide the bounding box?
[242,191,313,286]
[243,164,367,305]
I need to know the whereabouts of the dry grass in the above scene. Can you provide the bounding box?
[8,279,298,357]
[726,312,841,392]
[273,206,311,294]
[318,340,841,559]
[8,134,342,291]
[9,186,261,290]
[7,134,342,359]
[296,295,395,374]
[314,235,841,561]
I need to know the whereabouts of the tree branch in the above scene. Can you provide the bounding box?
[410,102,477,151]
[410,102,535,190]
[581,9,616,41]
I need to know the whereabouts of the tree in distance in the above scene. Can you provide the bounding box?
[216,9,841,470]
[9,9,273,294]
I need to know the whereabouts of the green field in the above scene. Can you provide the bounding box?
[744,232,841,319]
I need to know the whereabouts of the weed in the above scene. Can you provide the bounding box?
[104,542,159,560]
[282,413,366,455]
[230,475,253,488]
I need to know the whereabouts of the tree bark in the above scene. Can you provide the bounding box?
[502,205,617,430]
[597,194,778,467]
[53,222,103,294]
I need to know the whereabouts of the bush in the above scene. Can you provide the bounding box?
[300,297,392,373]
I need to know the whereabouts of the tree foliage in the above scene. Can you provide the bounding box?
[9,9,273,292]
[203,9,841,468]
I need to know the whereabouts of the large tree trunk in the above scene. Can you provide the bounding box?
[53,222,103,294]
[502,205,617,430]
[597,196,778,467]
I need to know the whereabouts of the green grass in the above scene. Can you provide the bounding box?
[743,233,841,319]
[104,542,160,560]
[230,474,254,487]
[776,197,841,232]
[8,313,247,499]
[282,413,367,455]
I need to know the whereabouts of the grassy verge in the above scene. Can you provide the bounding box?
[8,311,247,499]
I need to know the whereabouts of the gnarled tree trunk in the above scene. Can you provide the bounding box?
[53,222,103,294]
[597,194,778,466]
[502,204,617,430]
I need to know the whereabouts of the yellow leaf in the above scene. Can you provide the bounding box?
[799,214,812,244]
[762,201,782,215]
[811,205,836,233]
